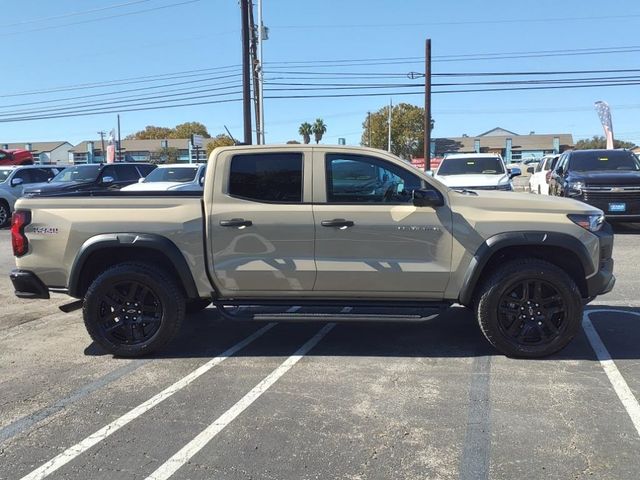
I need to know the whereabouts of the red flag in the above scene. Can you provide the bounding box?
[594,101,614,149]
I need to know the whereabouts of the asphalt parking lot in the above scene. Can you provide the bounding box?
[0,224,639,480]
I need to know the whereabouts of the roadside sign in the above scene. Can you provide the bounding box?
[192,134,203,148]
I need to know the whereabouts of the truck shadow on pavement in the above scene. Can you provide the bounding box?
[84,305,640,361]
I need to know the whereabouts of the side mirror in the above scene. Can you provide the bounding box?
[199,176,205,186]
[10,177,24,187]
[101,176,114,185]
[138,177,145,183]
[509,167,521,178]
[556,167,564,176]
[526,167,535,174]
[413,188,444,208]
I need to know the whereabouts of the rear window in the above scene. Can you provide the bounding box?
[438,156,505,175]
[569,151,640,172]
[145,167,198,183]
[229,153,303,203]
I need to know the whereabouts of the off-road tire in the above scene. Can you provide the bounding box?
[475,258,583,358]
[0,201,10,228]
[83,262,185,357]
[186,299,211,314]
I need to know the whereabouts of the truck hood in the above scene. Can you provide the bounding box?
[570,170,640,185]
[435,173,510,188]
[24,181,94,194]
[121,181,187,191]
[448,189,602,216]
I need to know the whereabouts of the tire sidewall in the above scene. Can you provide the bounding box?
[84,264,184,356]
[0,201,10,228]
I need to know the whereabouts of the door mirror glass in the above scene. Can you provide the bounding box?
[412,188,444,208]
[509,167,521,178]
[11,177,24,187]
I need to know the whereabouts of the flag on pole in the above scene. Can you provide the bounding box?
[106,129,116,163]
[594,101,614,149]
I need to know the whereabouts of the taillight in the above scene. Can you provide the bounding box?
[545,171,552,184]
[11,210,31,257]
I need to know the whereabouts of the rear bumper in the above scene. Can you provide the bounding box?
[585,224,616,297]
[10,269,50,299]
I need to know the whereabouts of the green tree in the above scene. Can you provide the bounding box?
[574,135,636,150]
[126,125,173,140]
[150,146,179,164]
[298,122,313,144]
[312,118,327,144]
[173,121,211,139]
[286,140,301,144]
[361,103,434,159]
[205,134,235,157]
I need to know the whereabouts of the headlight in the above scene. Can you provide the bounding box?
[567,181,584,196]
[568,213,605,232]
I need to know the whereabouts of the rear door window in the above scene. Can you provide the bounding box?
[229,152,303,203]
[117,164,141,181]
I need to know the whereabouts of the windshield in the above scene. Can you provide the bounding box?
[437,157,505,175]
[569,151,640,172]
[50,165,101,183]
[0,169,12,183]
[144,166,199,183]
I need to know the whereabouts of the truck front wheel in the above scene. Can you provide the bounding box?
[475,258,583,358]
[83,263,185,357]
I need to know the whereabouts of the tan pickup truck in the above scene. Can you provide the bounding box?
[10,145,615,358]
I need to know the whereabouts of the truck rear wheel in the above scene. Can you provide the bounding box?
[0,201,10,228]
[83,263,185,357]
[475,258,583,358]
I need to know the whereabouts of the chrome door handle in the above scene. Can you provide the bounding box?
[321,219,354,228]
[219,218,252,227]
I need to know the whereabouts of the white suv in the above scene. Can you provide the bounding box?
[528,154,559,195]
[434,153,520,191]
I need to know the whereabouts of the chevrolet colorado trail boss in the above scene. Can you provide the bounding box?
[10,145,615,358]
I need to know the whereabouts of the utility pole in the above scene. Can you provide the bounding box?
[248,1,260,144]
[424,38,432,172]
[257,0,265,144]
[241,0,252,145]
[387,98,392,152]
[117,114,122,162]
[97,131,106,160]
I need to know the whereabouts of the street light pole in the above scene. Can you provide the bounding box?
[241,0,252,145]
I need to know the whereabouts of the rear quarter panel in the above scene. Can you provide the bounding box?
[13,196,210,295]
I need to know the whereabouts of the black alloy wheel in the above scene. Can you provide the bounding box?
[475,258,582,358]
[83,263,185,357]
[97,280,163,346]
[497,279,567,348]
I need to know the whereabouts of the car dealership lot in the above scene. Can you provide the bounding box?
[0,226,639,480]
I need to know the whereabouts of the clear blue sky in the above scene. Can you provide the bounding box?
[2,0,640,147]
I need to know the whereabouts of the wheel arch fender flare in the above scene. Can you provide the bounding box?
[458,231,593,306]
[68,233,198,299]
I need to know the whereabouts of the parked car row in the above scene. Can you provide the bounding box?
[0,162,207,228]
[529,149,640,222]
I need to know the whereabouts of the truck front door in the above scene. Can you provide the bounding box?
[208,150,316,295]
[312,151,453,298]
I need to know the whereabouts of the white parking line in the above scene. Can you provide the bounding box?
[583,310,640,437]
[145,323,335,480]
[19,323,276,480]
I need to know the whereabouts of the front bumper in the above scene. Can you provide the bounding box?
[585,224,616,297]
[10,269,50,299]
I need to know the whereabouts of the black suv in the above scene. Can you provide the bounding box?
[549,149,640,221]
[25,162,156,195]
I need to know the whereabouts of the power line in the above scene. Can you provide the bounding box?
[3,0,153,28]
[0,0,203,37]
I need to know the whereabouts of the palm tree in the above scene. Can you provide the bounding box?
[298,122,313,144]
[312,118,327,144]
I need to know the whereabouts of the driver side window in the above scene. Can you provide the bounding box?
[325,153,423,204]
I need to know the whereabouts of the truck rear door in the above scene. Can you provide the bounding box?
[207,148,316,295]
